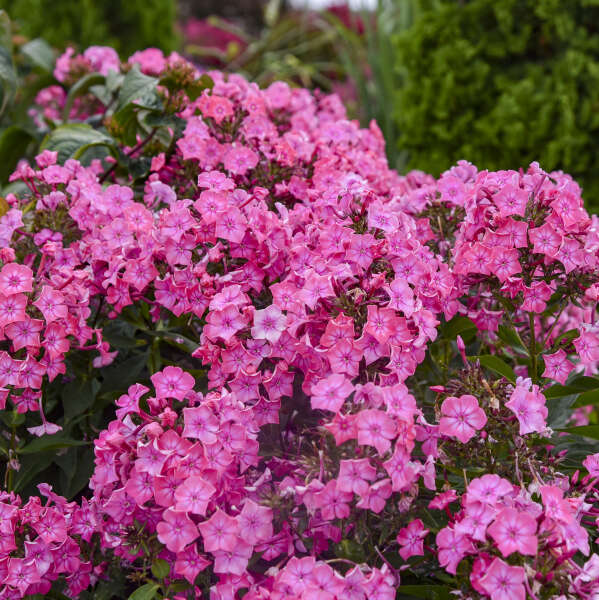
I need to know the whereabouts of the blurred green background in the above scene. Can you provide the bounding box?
[2,0,599,207]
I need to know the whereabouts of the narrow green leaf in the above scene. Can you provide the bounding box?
[545,376,599,399]
[398,584,452,600]
[19,435,88,455]
[62,378,101,421]
[151,558,170,579]
[20,38,55,72]
[558,425,599,440]
[128,583,159,600]
[0,46,16,117]
[440,316,476,340]
[469,354,516,383]
[13,452,54,492]
[572,389,599,408]
[0,126,35,183]
[497,324,527,353]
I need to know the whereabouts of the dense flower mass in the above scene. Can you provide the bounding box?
[0,43,597,599]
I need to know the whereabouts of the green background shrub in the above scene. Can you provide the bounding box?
[394,0,599,207]
[3,0,177,57]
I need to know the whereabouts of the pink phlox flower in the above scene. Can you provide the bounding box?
[355,478,392,514]
[151,366,195,400]
[428,489,458,511]
[436,525,473,574]
[156,508,200,553]
[493,184,528,217]
[0,263,33,295]
[251,304,286,343]
[542,349,574,385]
[466,474,514,506]
[174,543,210,584]
[238,499,273,545]
[487,507,538,556]
[455,500,496,542]
[337,459,376,495]
[396,519,429,560]
[311,374,354,413]
[505,382,547,435]
[583,452,599,477]
[198,508,239,553]
[314,480,353,520]
[479,557,526,600]
[438,394,487,443]
[174,475,216,516]
[356,409,396,454]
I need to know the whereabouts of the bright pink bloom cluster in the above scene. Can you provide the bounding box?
[0,45,597,599]
[0,485,99,598]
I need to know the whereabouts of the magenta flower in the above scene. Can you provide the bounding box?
[198,508,239,553]
[33,286,67,323]
[505,382,547,435]
[542,349,574,384]
[436,526,473,574]
[487,507,538,556]
[174,476,216,516]
[493,184,528,217]
[0,263,33,295]
[583,452,599,477]
[156,508,199,553]
[479,557,526,600]
[251,304,286,343]
[213,541,252,575]
[174,544,210,584]
[311,374,354,413]
[337,459,376,495]
[396,519,429,560]
[356,409,396,454]
[151,366,195,400]
[438,394,487,443]
[466,474,514,506]
[182,405,219,444]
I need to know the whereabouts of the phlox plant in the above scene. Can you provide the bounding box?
[0,33,596,600]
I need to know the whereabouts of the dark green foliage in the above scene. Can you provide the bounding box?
[394,0,599,208]
[2,0,177,56]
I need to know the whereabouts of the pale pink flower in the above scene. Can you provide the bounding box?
[439,394,487,443]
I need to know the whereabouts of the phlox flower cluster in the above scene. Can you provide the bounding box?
[0,485,100,598]
[0,44,597,599]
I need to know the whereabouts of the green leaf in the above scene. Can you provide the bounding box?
[0,14,16,117]
[99,352,149,395]
[551,328,579,349]
[0,126,35,183]
[545,376,599,399]
[469,354,516,383]
[62,378,101,421]
[0,11,10,50]
[497,324,527,353]
[63,73,106,120]
[151,558,170,579]
[398,584,452,600]
[20,38,55,72]
[558,425,599,440]
[116,65,160,112]
[572,389,599,408]
[13,452,54,492]
[40,124,114,163]
[440,315,476,340]
[19,434,88,455]
[128,583,159,600]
